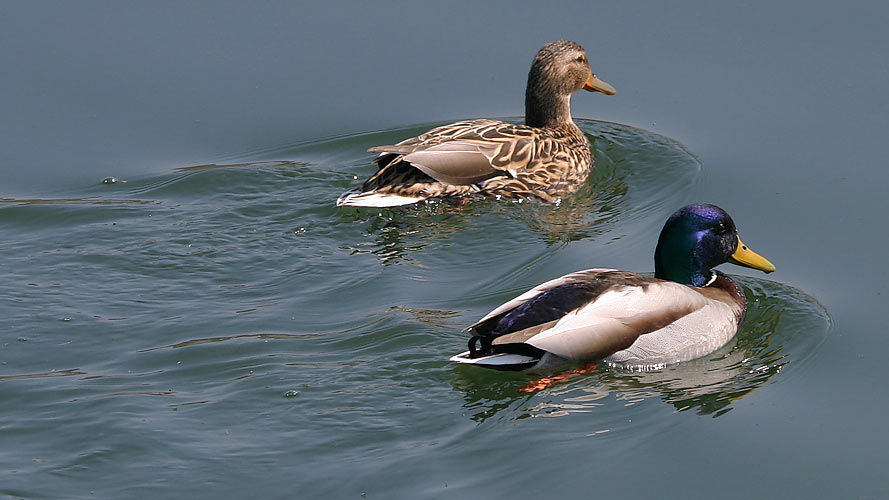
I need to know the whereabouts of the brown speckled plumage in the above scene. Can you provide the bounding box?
[337,41,615,207]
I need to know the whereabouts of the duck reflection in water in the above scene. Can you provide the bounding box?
[339,172,629,265]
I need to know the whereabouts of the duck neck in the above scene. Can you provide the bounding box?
[525,94,573,129]
[654,233,712,287]
[525,70,573,129]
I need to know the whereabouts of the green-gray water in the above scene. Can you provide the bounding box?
[2,2,887,498]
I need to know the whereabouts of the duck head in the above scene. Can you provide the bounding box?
[525,40,615,128]
[654,203,776,287]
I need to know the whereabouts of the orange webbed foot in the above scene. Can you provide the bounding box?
[518,363,597,393]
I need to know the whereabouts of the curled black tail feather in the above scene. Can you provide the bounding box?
[468,335,493,358]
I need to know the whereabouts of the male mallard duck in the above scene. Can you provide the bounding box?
[450,204,776,370]
[336,40,615,207]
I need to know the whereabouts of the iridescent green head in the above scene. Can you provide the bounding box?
[654,204,775,287]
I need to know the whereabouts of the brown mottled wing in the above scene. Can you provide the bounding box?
[404,142,504,185]
[367,120,537,186]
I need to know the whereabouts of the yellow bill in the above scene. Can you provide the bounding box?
[729,236,776,273]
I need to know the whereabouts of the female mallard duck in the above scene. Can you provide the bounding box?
[450,204,776,370]
[336,40,615,207]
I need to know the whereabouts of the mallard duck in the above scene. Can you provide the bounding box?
[336,40,615,207]
[450,204,776,370]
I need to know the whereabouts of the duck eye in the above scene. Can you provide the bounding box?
[576,55,585,63]
[716,222,727,234]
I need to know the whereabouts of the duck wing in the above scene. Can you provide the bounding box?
[465,268,621,332]
[468,270,713,362]
[519,281,709,361]
[368,120,537,186]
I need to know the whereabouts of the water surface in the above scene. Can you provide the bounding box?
[0,118,825,498]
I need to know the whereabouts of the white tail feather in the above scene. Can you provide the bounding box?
[336,190,426,207]
[449,350,539,367]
